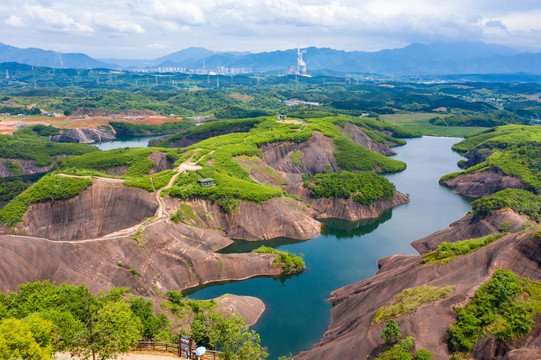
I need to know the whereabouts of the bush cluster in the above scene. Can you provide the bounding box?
[303,171,395,205]
[448,269,541,352]
[471,189,541,222]
[253,246,305,273]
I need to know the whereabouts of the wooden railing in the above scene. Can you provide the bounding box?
[135,340,222,359]
[135,341,180,354]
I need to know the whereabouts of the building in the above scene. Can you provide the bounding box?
[197,178,216,188]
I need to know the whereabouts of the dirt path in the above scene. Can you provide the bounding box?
[8,150,208,244]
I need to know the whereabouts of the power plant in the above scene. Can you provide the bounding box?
[297,48,307,75]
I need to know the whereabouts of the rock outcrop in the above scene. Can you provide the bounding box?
[285,181,410,221]
[0,156,66,178]
[296,221,541,360]
[178,198,321,241]
[0,219,281,299]
[261,132,339,175]
[50,128,116,144]
[441,169,531,197]
[215,294,265,326]
[411,208,532,254]
[17,180,158,240]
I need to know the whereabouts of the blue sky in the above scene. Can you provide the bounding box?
[2,0,541,58]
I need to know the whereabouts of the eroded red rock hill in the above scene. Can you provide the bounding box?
[296,209,541,360]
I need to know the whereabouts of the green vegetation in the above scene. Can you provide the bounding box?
[451,125,541,154]
[124,170,175,192]
[303,171,395,205]
[55,147,178,178]
[290,150,303,165]
[191,310,268,360]
[154,118,265,147]
[423,233,508,264]
[160,290,217,319]
[165,116,407,210]
[471,189,541,222]
[448,269,541,353]
[0,281,166,358]
[0,174,92,226]
[334,137,407,172]
[382,113,486,137]
[441,126,541,192]
[373,286,454,325]
[253,246,305,273]
[374,320,433,360]
[429,111,526,128]
[0,133,96,167]
[109,120,195,136]
[0,178,29,203]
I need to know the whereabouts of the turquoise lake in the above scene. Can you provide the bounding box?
[184,136,473,359]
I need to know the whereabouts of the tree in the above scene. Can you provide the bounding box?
[0,317,54,360]
[72,301,142,360]
[381,319,402,345]
[191,310,268,360]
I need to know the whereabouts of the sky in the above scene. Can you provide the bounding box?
[1,0,541,59]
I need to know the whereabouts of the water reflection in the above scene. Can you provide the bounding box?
[319,210,393,239]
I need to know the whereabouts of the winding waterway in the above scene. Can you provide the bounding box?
[94,135,157,150]
[185,136,473,359]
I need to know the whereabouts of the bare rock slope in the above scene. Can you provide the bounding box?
[441,169,531,198]
[296,214,541,360]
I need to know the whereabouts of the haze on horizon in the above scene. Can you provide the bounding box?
[1,0,541,59]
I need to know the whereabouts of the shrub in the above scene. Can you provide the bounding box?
[253,246,305,273]
[448,269,541,353]
[422,233,508,264]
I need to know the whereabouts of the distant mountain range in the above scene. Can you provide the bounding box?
[1,41,541,75]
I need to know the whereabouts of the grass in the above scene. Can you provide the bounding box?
[422,233,508,264]
[372,286,454,325]
[448,269,541,352]
[0,174,92,226]
[253,246,305,274]
[382,113,486,137]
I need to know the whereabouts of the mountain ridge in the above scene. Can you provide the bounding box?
[1,41,541,75]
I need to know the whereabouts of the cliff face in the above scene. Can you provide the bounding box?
[178,198,321,241]
[18,180,158,240]
[441,169,531,197]
[50,128,116,144]
[463,148,497,168]
[0,156,66,178]
[261,132,339,175]
[296,218,541,360]
[286,182,410,221]
[339,122,398,156]
[411,208,532,254]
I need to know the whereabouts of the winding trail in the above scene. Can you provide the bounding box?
[7,150,211,244]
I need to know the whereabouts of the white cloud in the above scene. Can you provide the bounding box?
[149,0,206,25]
[147,43,168,49]
[5,15,24,28]
[24,4,94,33]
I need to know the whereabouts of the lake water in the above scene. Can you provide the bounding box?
[94,135,158,150]
[185,136,473,359]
